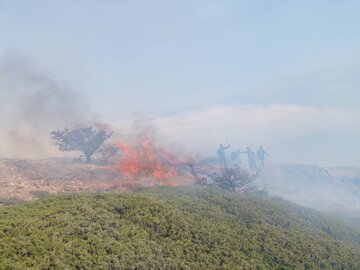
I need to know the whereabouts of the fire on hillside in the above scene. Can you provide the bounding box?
[108,130,256,192]
[0,123,259,201]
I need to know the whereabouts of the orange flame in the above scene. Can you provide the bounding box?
[112,133,186,187]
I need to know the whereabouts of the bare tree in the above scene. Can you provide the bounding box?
[51,126,112,163]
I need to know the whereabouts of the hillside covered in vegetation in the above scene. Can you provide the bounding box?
[1,188,360,269]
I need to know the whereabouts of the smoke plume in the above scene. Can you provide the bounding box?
[0,52,92,159]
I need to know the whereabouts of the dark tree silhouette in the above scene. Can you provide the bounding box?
[51,126,112,163]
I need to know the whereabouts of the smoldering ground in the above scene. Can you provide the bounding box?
[0,52,93,158]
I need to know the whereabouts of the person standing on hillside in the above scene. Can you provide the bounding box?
[257,146,269,169]
[217,144,231,169]
[243,147,257,171]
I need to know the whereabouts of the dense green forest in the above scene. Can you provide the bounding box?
[0,187,360,269]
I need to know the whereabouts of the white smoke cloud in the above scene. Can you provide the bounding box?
[142,104,360,166]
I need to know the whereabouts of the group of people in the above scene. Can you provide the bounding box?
[217,144,269,171]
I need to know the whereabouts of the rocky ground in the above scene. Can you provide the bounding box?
[0,158,195,201]
[1,157,360,210]
[0,158,123,200]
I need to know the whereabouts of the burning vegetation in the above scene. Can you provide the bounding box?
[107,124,256,192]
[113,140,181,186]
[109,125,195,188]
[0,122,259,201]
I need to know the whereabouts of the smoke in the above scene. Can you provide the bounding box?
[109,108,360,217]
[0,52,92,159]
[255,165,360,218]
[139,104,360,167]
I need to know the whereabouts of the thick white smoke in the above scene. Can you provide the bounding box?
[147,104,360,167]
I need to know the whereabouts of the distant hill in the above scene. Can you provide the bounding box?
[1,188,360,269]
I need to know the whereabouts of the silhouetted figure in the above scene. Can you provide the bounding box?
[217,144,231,169]
[257,146,269,169]
[244,147,257,171]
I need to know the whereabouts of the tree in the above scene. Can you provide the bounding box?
[51,126,112,163]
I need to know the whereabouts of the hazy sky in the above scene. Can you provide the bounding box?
[0,1,359,166]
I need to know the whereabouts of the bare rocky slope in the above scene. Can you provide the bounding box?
[0,158,118,200]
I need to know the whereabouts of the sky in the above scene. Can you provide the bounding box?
[0,0,359,166]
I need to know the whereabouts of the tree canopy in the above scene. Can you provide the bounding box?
[51,126,112,163]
